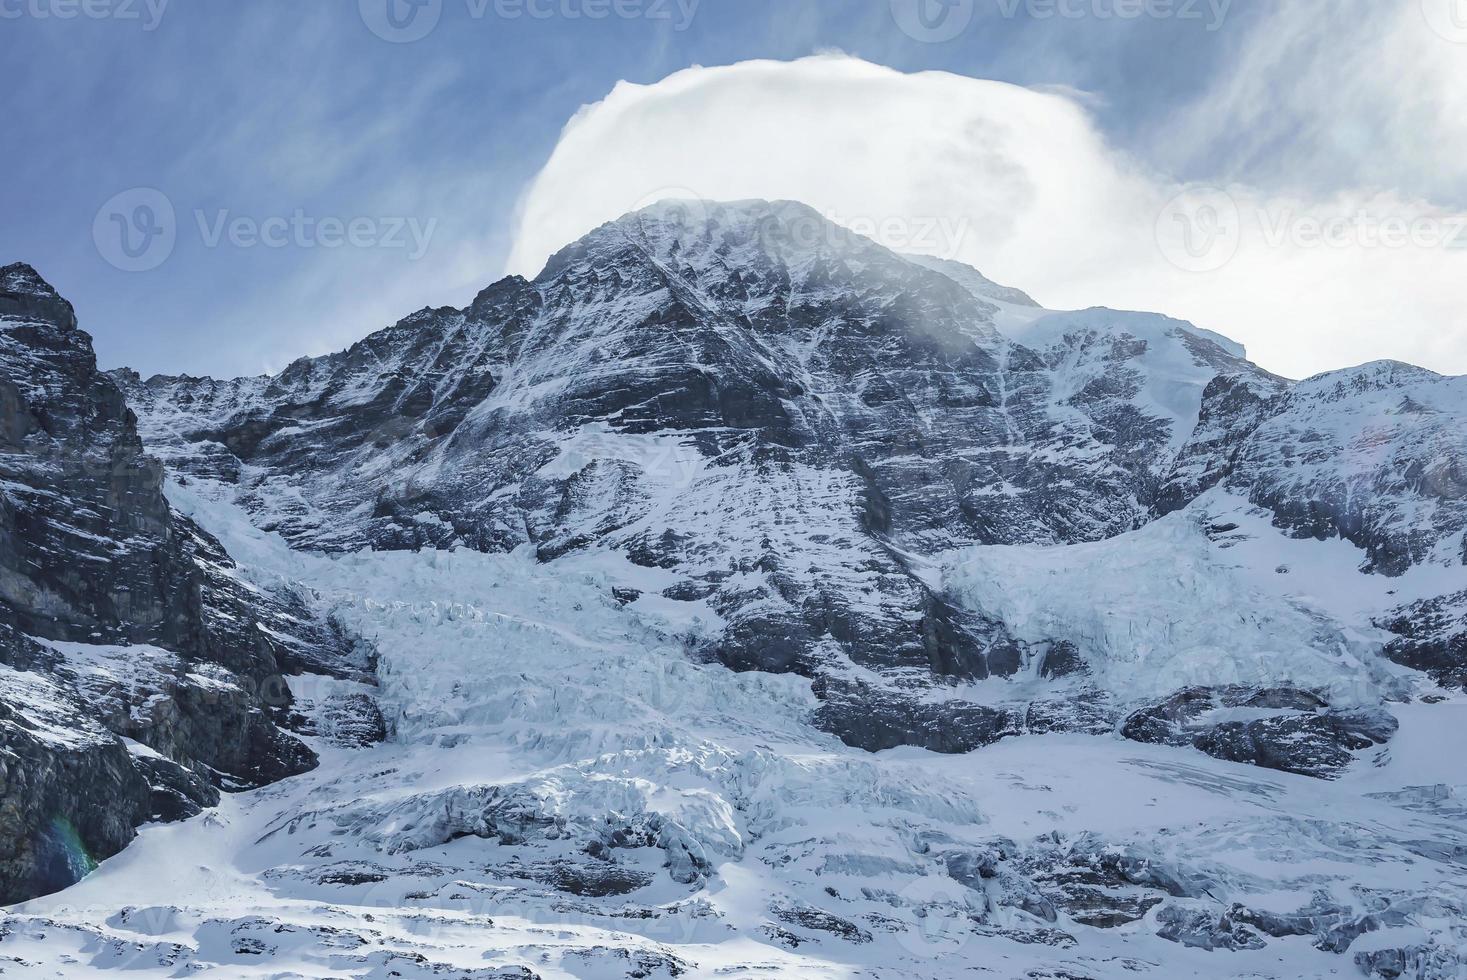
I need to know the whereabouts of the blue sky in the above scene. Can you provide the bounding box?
[2,0,1464,378]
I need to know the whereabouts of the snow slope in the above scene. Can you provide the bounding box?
[939,490,1427,703]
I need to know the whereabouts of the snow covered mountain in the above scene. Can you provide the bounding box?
[113,204,1257,742]
[2,201,1466,977]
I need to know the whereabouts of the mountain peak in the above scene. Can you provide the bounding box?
[1298,358,1444,391]
[1,261,60,299]
[617,197,823,229]
[554,197,863,268]
[0,261,76,331]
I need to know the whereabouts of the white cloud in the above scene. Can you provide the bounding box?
[1151,0,1467,205]
[506,53,1467,380]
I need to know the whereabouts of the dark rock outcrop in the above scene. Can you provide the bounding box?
[1154,904,1267,951]
[1121,686,1397,778]
[0,262,352,903]
[770,903,873,944]
[1378,589,1467,690]
[1156,370,1288,513]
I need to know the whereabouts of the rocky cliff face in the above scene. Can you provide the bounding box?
[115,202,1467,760]
[0,263,369,904]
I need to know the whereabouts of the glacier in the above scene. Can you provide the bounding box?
[5,481,1464,978]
